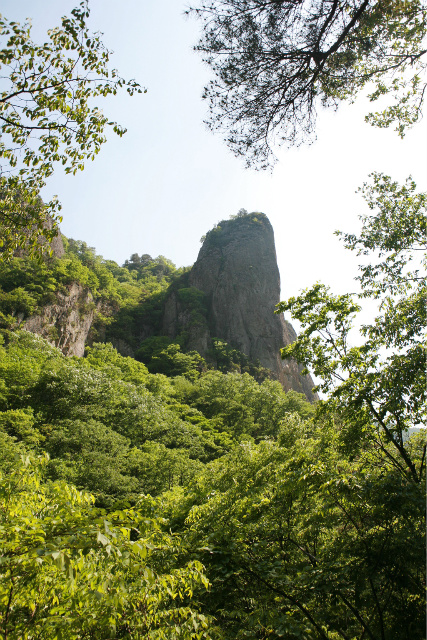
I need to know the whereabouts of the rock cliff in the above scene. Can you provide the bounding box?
[163,213,317,401]
[12,214,65,259]
[11,212,316,400]
[23,283,95,357]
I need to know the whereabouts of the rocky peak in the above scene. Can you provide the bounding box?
[166,212,317,401]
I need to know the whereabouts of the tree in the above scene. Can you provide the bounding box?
[0,455,212,639]
[189,0,427,167]
[169,417,425,639]
[148,344,207,381]
[0,1,143,259]
[277,173,426,483]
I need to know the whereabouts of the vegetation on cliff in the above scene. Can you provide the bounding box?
[0,229,276,382]
[200,211,269,247]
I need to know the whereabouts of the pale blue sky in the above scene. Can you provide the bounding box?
[2,0,426,302]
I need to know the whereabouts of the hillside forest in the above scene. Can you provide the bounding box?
[0,1,426,640]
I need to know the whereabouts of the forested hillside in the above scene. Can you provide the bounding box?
[0,232,277,378]
[0,239,318,638]
[1,329,425,639]
[0,0,426,638]
[0,220,425,638]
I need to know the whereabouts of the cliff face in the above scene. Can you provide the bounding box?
[162,289,210,355]
[23,283,95,357]
[164,213,317,401]
[12,214,65,259]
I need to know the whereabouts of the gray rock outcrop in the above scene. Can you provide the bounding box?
[163,213,317,401]
[23,283,94,357]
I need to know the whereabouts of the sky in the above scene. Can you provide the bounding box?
[2,0,427,304]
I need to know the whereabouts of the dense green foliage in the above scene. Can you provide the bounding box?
[1,321,423,638]
[0,455,212,639]
[164,419,425,639]
[0,320,317,639]
[208,338,271,382]
[278,173,426,485]
[0,328,313,505]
